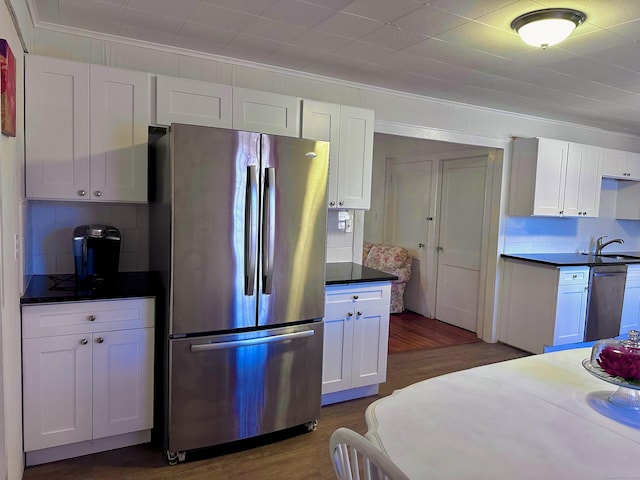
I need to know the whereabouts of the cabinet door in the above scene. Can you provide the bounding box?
[337,106,374,209]
[301,99,341,207]
[625,152,640,180]
[156,75,232,128]
[90,65,149,202]
[602,148,627,178]
[564,143,602,217]
[232,87,300,137]
[92,328,154,439]
[621,266,640,335]
[321,304,354,394]
[554,282,588,345]
[533,138,568,216]
[23,334,93,451]
[25,55,90,201]
[350,307,389,388]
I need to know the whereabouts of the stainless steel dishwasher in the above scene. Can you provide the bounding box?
[584,264,628,341]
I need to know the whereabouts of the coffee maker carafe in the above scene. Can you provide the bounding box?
[72,225,121,288]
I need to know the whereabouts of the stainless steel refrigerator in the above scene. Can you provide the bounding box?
[149,124,329,464]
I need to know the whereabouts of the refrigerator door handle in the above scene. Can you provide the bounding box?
[190,329,314,352]
[245,165,259,296]
[262,167,276,294]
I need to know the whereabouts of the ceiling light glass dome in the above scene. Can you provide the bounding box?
[511,8,587,48]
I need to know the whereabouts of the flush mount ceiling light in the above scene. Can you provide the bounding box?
[511,8,587,49]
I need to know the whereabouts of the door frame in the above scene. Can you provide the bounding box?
[371,120,508,343]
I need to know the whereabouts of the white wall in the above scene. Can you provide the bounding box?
[0,2,25,478]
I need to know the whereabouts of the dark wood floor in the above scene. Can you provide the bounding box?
[388,310,481,354]
[22,316,528,480]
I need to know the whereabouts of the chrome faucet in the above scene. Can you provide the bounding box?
[594,235,624,255]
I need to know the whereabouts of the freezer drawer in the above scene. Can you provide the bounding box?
[167,322,323,454]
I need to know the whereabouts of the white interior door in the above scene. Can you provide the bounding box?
[435,156,488,332]
[384,158,434,317]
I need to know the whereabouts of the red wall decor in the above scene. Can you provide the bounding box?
[0,39,16,137]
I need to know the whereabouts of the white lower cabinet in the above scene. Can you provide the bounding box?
[22,298,155,465]
[322,282,391,405]
[500,260,588,354]
[621,265,640,335]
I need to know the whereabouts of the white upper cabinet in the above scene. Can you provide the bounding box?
[155,75,232,128]
[90,65,149,202]
[26,56,90,201]
[302,100,374,209]
[509,137,602,217]
[603,148,640,180]
[25,55,150,203]
[232,87,300,137]
[562,142,603,217]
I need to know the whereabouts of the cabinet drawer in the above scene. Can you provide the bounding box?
[325,283,391,308]
[558,267,589,286]
[22,298,155,338]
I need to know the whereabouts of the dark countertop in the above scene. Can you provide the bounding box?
[502,252,640,267]
[326,262,397,285]
[21,272,160,304]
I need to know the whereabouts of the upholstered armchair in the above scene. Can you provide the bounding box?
[362,242,413,313]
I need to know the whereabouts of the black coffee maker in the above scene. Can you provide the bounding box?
[72,225,121,288]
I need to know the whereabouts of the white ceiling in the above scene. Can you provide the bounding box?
[28,0,640,136]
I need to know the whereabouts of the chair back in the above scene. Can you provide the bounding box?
[330,427,410,480]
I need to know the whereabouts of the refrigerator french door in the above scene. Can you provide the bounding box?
[150,124,329,462]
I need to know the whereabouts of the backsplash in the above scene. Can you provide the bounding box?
[27,202,356,275]
[503,179,640,254]
[326,210,356,262]
[26,201,149,275]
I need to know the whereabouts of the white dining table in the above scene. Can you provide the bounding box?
[365,348,640,480]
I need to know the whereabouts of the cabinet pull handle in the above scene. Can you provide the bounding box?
[347,312,353,317]
[96,337,104,344]
[88,315,96,321]
[357,311,362,316]
[79,338,88,345]
[94,191,102,197]
[78,190,86,196]
[353,295,359,300]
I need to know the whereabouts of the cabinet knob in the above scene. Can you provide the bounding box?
[353,295,359,300]
[88,315,96,322]
[79,338,88,345]
[329,201,336,206]
[78,190,86,196]
[357,311,362,316]
[96,337,104,344]
[426,217,434,221]
[347,312,353,317]
[559,210,564,215]
[94,191,102,197]
[338,201,344,206]
[419,243,425,248]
